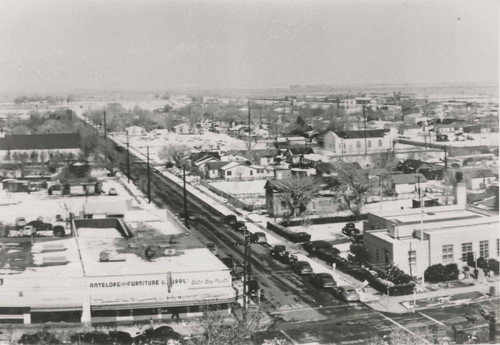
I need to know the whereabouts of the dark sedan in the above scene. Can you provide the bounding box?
[293,261,314,275]
[310,273,337,289]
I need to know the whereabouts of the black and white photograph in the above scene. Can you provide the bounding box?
[0,0,498,344]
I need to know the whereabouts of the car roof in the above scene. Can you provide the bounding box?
[317,272,333,278]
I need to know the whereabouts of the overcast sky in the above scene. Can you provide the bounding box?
[0,0,498,94]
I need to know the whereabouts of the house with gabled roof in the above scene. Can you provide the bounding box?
[284,146,314,165]
[387,173,428,195]
[0,133,80,162]
[399,159,444,180]
[220,162,267,181]
[204,161,229,179]
[323,129,391,155]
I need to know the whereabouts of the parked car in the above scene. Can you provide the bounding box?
[27,220,53,231]
[108,188,118,196]
[287,231,311,243]
[134,326,181,345]
[315,247,341,264]
[302,240,332,255]
[53,225,66,237]
[231,220,247,232]
[250,232,267,244]
[222,215,237,225]
[310,273,337,289]
[341,223,360,237]
[108,331,132,345]
[205,242,218,256]
[70,331,112,345]
[176,212,197,221]
[19,332,61,345]
[271,245,287,259]
[15,217,27,228]
[20,226,35,237]
[334,285,359,302]
[293,261,314,275]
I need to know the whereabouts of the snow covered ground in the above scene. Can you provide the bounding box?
[208,180,266,197]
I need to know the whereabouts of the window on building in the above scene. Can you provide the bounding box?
[378,140,382,147]
[461,242,473,261]
[480,240,489,258]
[408,250,416,265]
[280,201,287,209]
[442,244,453,263]
[250,170,253,176]
[227,171,232,176]
[356,141,361,148]
[368,140,372,148]
[375,249,379,262]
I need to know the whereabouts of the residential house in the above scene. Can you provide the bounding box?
[273,167,292,180]
[387,173,428,195]
[259,155,275,166]
[284,147,314,165]
[173,123,191,134]
[323,129,391,155]
[204,161,229,179]
[220,162,266,181]
[0,133,81,162]
[462,169,497,190]
[264,179,337,217]
[125,126,146,137]
[255,127,270,138]
[302,153,329,167]
[193,155,220,172]
[399,159,444,180]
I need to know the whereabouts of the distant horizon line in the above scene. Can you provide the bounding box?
[1,80,498,98]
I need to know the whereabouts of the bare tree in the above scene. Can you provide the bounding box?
[158,144,191,168]
[276,176,321,218]
[186,305,276,345]
[334,162,371,219]
[95,139,125,176]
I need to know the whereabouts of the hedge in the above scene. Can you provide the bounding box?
[266,222,311,243]
[318,251,415,296]
[279,214,368,227]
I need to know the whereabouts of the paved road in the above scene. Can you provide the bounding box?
[123,149,499,344]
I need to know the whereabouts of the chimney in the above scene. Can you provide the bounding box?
[456,182,466,208]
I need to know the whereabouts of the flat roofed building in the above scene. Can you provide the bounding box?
[363,199,499,278]
[74,218,234,323]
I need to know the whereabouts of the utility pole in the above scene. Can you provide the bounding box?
[417,174,425,285]
[126,134,130,183]
[363,106,367,155]
[443,146,448,171]
[146,146,151,204]
[183,164,188,228]
[247,100,252,158]
[103,111,107,139]
[243,228,249,314]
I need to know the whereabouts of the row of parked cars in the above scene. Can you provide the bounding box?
[5,217,66,238]
[270,242,359,302]
[19,326,182,345]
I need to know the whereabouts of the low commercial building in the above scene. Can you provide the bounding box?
[0,215,235,324]
[363,183,499,278]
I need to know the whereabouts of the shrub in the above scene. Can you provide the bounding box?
[383,265,412,285]
[424,264,446,283]
[488,259,499,275]
[443,263,459,280]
